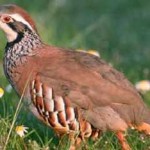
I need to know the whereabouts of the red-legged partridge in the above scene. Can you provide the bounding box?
[0,4,150,150]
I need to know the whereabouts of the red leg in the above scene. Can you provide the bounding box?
[116,131,131,150]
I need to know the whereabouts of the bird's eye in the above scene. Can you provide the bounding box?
[1,15,12,23]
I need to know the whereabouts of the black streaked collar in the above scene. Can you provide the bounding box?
[5,23,33,49]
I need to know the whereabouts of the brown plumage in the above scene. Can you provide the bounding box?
[0,4,150,150]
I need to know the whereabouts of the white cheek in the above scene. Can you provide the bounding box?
[0,21,17,42]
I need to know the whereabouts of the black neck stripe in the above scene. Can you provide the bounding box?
[6,32,24,49]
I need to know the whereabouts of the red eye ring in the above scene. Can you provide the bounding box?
[2,15,11,23]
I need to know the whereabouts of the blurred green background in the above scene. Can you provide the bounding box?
[0,0,150,149]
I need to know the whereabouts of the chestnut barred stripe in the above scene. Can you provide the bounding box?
[30,78,100,138]
[30,79,79,131]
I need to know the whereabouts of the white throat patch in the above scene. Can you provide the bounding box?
[0,21,17,42]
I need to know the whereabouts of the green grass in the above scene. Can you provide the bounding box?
[0,0,150,149]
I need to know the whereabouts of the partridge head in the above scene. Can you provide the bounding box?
[1,4,150,150]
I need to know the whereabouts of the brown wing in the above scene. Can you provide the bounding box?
[34,47,142,105]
